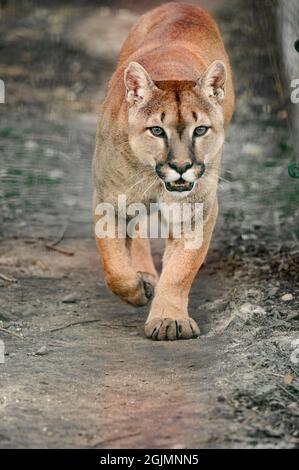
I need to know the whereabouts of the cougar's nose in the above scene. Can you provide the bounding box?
[168,161,193,174]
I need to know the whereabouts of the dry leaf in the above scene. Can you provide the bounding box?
[283,373,293,385]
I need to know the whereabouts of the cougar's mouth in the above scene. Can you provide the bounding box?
[165,178,194,192]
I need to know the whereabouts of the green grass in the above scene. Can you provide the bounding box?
[0,127,13,138]
[4,168,63,186]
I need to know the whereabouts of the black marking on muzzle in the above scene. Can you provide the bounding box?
[198,162,206,178]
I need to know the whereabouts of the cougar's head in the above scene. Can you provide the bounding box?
[124,61,227,197]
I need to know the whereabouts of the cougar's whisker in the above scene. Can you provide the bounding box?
[127,175,151,193]
[140,178,159,201]
[218,175,232,184]
[127,167,154,182]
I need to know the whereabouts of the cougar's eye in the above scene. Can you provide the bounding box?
[148,126,165,137]
[194,126,210,137]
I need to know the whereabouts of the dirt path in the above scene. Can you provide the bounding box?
[0,0,298,448]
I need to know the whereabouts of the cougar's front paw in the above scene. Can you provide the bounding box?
[106,271,155,307]
[137,271,157,301]
[145,317,200,341]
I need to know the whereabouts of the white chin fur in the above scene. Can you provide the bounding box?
[168,190,194,199]
[182,169,197,183]
[164,169,181,182]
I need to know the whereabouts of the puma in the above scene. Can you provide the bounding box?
[93,2,234,340]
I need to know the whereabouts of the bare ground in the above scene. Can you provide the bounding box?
[0,0,298,448]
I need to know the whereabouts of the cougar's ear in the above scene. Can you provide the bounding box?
[197,60,227,104]
[124,62,157,106]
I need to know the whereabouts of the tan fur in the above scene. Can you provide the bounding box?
[93,3,234,340]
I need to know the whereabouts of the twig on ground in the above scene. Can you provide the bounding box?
[266,372,285,378]
[50,224,68,247]
[49,319,138,333]
[0,272,17,283]
[45,224,74,256]
[92,432,140,447]
[278,384,298,401]
[288,364,299,377]
[45,244,74,256]
[0,326,24,339]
